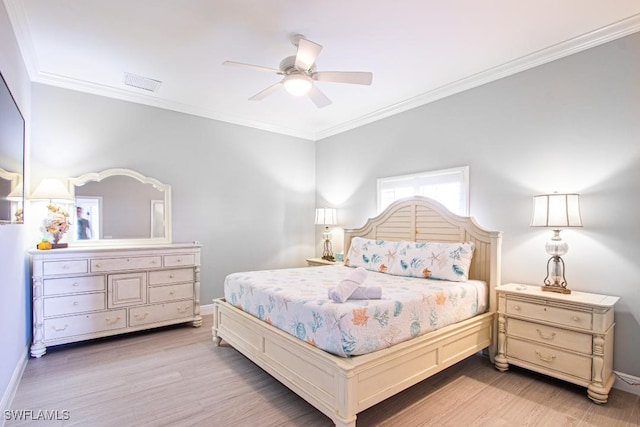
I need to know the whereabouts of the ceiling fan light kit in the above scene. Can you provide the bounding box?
[223,35,373,108]
[283,73,312,96]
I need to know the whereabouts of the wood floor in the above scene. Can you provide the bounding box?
[7,315,639,426]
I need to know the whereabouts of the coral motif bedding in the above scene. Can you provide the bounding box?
[224,265,487,357]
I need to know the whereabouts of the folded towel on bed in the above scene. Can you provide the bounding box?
[328,267,373,303]
[328,285,382,300]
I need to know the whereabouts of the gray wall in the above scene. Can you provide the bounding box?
[29,84,317,305]
[0,1,31,411]
[317,33,640,376]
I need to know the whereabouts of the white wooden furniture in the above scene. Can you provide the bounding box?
[213,196,502,427]
[495,283,619,403]
[306,257,341,266]
[30,244,202,357]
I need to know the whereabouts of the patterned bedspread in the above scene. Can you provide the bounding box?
[224,265,487,357]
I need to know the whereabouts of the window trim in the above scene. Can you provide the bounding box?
[376,166,470,215]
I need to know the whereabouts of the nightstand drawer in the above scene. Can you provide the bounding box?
[506,337,592,381]
[506,299,593,331]
[507,318,592,354]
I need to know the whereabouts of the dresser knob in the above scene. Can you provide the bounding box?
[535,350,556,363]
[169,274,175,279]
[536,329,556,340]
[572,316,580,321]
[95,263,102,268]
[73,301,79,306]
[177,258,182,263]
[169,290,175,295]
[72,282,79,287]
[514,305,521,311]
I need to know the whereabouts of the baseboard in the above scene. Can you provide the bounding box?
[614,371,640,397]
[0,346,29,427]
[200,303,213,316]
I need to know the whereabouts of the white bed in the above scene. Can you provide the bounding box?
[212,196,502,427]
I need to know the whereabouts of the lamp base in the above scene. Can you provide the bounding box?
[541,285,571,294]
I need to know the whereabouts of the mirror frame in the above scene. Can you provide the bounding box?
[67,168,172,246]
[0,166,23,225]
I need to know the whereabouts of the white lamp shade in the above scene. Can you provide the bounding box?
[6,182,23,201]
[315,207,337,225]
[30,178,75,202]
[530,193,582,228]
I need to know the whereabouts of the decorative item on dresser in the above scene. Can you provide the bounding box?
[495,283,619,403]
[30,243,202,357]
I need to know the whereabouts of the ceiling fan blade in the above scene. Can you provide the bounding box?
[312,71,373,85]
[249,82,283,101]
[307,85,332,108]
[223,61,281,74]
[295,38,322,71]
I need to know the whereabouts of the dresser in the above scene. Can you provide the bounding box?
[495,283,619,403]
[305,257,342,266]
[30,244,202,357]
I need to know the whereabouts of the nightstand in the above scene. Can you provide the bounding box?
[495,283,619,403]
[306,257,341,266]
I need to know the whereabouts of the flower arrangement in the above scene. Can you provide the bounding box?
[42,204,71,244]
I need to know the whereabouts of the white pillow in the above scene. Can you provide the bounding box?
[345,237,399,274]
[390,241,475,281]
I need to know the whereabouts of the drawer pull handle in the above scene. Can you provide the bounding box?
[105,316,121,324]
[535,350,556,363]
[177,306,188,314]
[536,329,556,340]
[134,312,149,320]
[52,324,68,332]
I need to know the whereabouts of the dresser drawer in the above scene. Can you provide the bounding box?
[91,256,162,272]
[44,275,105,296]
[507,337,592,381]
[43,310,126,341]
[507,318,592,354]
[506,298,593,331]
[43,260,88,276]
[129,301,194,326]
[44,293,106,317]
[148,268,193,285]
[149,283,194,303]
[164,254,195,267]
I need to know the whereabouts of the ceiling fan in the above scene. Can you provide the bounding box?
[223,35,373,108]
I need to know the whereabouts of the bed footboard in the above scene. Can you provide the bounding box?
[212,298,493,427]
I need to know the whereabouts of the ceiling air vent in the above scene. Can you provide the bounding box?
[123,72,162,92]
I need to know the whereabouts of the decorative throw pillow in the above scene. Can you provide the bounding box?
[345,237,399,274]
[390,241,475,281]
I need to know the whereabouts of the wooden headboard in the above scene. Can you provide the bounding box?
[343,196,502,311]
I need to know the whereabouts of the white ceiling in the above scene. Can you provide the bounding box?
[6,1,640,140]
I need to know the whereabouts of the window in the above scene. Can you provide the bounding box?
[377,166,469,215]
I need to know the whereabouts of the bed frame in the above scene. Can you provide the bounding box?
[212,196,502,426]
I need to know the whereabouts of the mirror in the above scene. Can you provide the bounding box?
[0,72,25,224]
[67,168,172,245]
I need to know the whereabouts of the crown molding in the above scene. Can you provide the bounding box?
[5,0,639,142]
[314,13,640,141]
